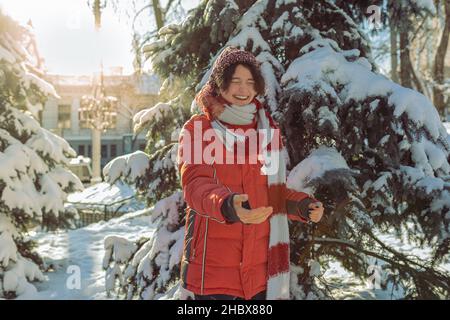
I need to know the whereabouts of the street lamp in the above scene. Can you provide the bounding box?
[87,0,107,30]
[80,70,117,183]
[81,0,117,184]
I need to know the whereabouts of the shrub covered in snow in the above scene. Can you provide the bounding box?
[102,192,193,300]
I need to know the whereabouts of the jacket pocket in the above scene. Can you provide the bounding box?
[190,210,204,261]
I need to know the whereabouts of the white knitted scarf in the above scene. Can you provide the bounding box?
[217,102,257,125]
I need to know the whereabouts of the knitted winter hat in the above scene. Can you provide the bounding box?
[195,46,262,120]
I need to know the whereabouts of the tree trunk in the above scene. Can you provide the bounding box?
[389,6,399,83]
[400,28,425,94]
[433,0,450,117]
[400,30,413,89]
[152,0,164,30]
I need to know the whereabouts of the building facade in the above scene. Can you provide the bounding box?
[41,70,160,171]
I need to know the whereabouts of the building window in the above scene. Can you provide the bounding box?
[58,104,71,129]
[88,145,92,158]
[139,143,146,151]
[78,145,85,156]
[110,144,117,158]
[101,144,107,158]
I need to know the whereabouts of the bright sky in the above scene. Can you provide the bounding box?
[0,0,199,75]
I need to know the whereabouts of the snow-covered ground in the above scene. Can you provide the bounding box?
[24,208,156,300]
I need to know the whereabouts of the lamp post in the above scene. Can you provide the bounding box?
[80,0,117,184]
[89,0,106,30]
[80,70,117,183]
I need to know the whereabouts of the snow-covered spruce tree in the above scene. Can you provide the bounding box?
[103,0,450,299]
[102,99,192,299]
[0,12,83,298]
[278,45,450,299]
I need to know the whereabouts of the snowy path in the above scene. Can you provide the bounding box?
[25,209,155,300]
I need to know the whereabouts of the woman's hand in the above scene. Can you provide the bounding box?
[308,202,324,223]
[234,194,273,224]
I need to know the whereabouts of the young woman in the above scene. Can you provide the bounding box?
[177,46,324,300]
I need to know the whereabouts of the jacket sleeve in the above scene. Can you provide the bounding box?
[177,117,233,223]
[284,187,319,223]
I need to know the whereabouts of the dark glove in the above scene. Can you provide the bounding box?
[220,193,243,224]
[286,197,316,222]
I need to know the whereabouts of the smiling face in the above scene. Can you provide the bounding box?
[219,64,257,106]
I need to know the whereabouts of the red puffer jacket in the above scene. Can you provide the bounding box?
[177,113,316,299]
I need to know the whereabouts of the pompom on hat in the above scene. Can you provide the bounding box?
[195,46,263,120]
